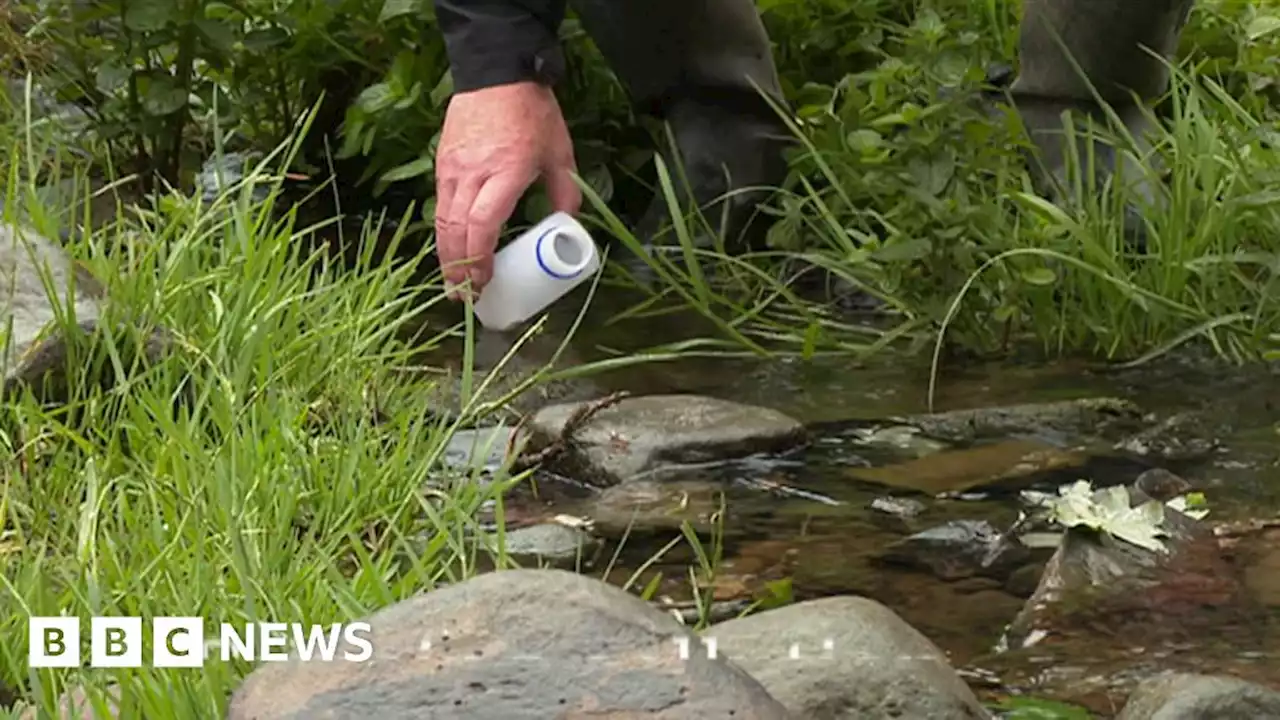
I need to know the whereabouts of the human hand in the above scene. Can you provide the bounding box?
[433,81,581,298]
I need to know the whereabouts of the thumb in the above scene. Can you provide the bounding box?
[544,167,582,216]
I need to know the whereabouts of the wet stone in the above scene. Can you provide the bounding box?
[1114,412,1223,461]
[877,520,1029,581]
[227,568,791,719]
[1003,563,1047,599]
[869,495,929,532]
[870,496,927,519]
[894,397,1144,444]
[846,424,949,458]
[1115,672,1280,720]
[709,596,991,719]
[587,479,727,538]
[499,523,599,568]
[845,439,1089,495]
[526,394,807,486]
[1005,479,1243,650]
[441,426,516,473]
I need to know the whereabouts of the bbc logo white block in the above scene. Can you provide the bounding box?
[29,617,80,668]
[90,616,142,668]
[154,617,204,668]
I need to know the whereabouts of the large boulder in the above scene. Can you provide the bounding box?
[1115,673,1280,720]
[524,394,806,486]
[709,596,990,719]
[228,568,792,719]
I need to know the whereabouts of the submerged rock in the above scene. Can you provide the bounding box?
[228,568,791,719]
[877,520,1028,581]
[895,397,1144,444]
[845,439,1088,495]
[846,424,950,457]
[2,224,169,401]
[869,495,929,532]
[441,426,517,473]
[1115,412,1223,461]
[498,522,599,568]
[525,394,807,486]
[587,479,727,538]
[1115,672,1280,719]
[709,596,990,719]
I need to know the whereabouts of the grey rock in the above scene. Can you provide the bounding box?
[588,479,728,537]
[870,496,927,519]
[526,394,807,486]
[1115,672,1280,720]
[868,495,929,532]
[499,523,599,568]
[442,426,517,473]
[896,397,1144,444]
[195,152,270,204]
[877,520,1029,581]
[847,424,949,457]
[1,224,170,401]
[709,596,990,719]
[228,568,792,719]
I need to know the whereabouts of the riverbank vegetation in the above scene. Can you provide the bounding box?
[8,0,1280,364]
[3,0,1280,716]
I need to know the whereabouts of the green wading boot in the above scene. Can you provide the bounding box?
[569,0,794,274]
[1006,0,1196,244]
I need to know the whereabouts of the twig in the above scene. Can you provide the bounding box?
[511,391,630,471]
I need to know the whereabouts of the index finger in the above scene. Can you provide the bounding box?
[464,170,534,289]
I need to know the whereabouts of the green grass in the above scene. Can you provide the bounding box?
[7,0,1280,715]
[593,0,1280,370]
[0,85,732,718]
[0,98,552,715]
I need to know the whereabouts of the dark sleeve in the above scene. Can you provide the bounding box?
[434,0,568,93]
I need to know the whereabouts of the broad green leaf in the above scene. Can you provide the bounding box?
[94,63,130,95]
[379,155,433,184]
[142,78,187,116]
[124,0,175,32]
[195,18,238,54]
[1247,15,1280,41]
[379,0,421,22]
[355,83,396,113]
[430,71,454,108]
[242,28,289,52]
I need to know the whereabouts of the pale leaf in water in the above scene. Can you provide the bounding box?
[1046,480,1170,553]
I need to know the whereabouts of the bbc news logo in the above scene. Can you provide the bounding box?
[28,617,374,668]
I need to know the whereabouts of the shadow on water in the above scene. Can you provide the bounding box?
[412,275,1280,713]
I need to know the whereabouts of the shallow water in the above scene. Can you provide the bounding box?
[422,280,1280,714]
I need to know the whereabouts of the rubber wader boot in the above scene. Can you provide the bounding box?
[1008,0,1195,242]
[569,0,793,271]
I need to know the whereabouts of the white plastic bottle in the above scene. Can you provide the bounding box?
[472,212,601,331]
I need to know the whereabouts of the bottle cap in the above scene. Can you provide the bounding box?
[535,227,593,279]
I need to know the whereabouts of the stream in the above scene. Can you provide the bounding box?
[420,282,1280,716]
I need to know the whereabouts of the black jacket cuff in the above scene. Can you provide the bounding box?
[435,1,567,93]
